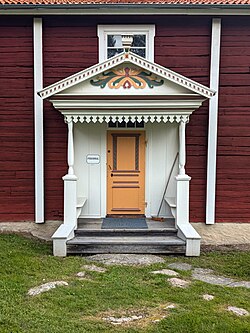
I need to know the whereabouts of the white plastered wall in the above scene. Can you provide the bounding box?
[74,122,178,219]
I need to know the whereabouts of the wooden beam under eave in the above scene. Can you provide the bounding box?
[33,17,44,223]
[206,18,221,225]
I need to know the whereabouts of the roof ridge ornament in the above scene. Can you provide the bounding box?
[122,35,133,53]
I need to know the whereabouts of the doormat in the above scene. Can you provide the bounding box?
[102,218,148,229]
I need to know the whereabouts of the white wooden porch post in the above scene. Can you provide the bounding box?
[178,120,187,176]
[176,120,191,225]
[52,119,77,256]
[176,119,200,256]
[63,119,77,225]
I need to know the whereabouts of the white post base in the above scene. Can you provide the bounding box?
[53,238,67,257]
[52,224,75,256]
[52,173,78,256]
[175,174,191,227]
[177,224,201,256]
[63,174,77,225]
[175,174,201,256]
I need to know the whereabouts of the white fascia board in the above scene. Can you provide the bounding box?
[1,7,250,15]
[33,17,44,223]
[206,18,221,225]
[39,53,127,98]
[127,53,215,98]
[50,99,204,110]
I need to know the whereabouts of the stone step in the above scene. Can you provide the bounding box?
[66,235,186,254]
[74,228,177,237]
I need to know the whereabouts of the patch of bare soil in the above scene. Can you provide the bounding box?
[82,303,177,327]
[201,244,250,253]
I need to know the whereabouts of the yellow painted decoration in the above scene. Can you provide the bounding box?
[90,67,164,89]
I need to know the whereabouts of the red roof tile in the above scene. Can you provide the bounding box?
[0,0,250,5]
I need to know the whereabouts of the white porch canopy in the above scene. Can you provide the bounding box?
[39,51,215,257]
[39,51,214,125]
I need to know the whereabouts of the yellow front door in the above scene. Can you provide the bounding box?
[107,131,145,215]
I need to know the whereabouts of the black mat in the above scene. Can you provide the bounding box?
[102,218,148,229]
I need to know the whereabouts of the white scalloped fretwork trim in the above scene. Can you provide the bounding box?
[64,115,189,124]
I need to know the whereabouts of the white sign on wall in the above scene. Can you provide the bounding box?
[86,154,100,164]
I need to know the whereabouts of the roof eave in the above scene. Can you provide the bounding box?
[1,3,250,11]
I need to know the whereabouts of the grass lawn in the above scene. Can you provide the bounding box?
[0,234,249,333]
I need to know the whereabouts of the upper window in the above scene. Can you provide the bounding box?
[98,25,155,63]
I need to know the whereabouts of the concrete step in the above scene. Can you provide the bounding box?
[66,235,186,254]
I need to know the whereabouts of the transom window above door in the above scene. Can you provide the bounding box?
[98,25,155,62]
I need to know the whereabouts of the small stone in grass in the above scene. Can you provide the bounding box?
[168,277,190,288]
[87,254,165,266]
[165,304,176,309]
[81,264,106,273]
[168,263,192,271]
[193,268,214,275]
[28,281,68,296]
[203,294,214,301]
[103,315,143,325]
[227,306,249,316]
[151,269,179,276]
[76,271,86,278]
[229,281,250,289]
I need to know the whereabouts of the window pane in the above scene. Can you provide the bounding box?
[107,35,123,48]
[132,35,146,47]
[108,121,117,128]
[130,48,146,58]
[107,48,124,58]
[136,121,145,128]
[127,121,136,128]
[118,121,126,128]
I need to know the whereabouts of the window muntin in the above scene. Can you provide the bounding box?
[107,34,146,58]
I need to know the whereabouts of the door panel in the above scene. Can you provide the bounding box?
[107,131,145,215]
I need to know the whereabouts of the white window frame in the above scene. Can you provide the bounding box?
[97,25,155,63]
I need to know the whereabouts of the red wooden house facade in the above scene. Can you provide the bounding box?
[0,0,250,256]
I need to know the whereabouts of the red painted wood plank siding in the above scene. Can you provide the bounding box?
[0,18,34,221]
[215,17,250,222]
[154,17,211,223]
[43,18,98,220]
[1,15,249,223]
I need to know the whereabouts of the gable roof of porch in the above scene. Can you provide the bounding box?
[39,50,215,124]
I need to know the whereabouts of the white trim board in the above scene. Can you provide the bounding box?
[33,17,44,223]
[206,18,221,225]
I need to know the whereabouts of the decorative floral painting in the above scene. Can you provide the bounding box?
[90,67,164,89]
